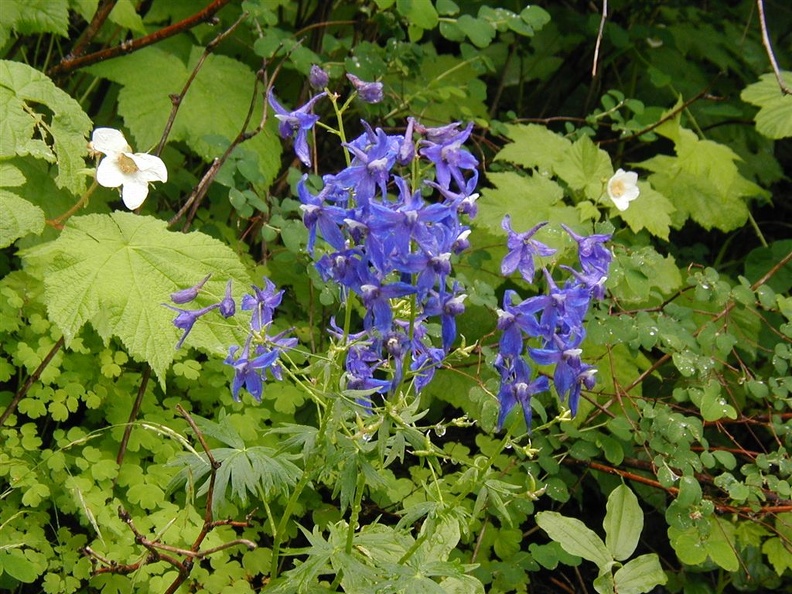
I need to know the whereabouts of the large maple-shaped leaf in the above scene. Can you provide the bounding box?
[553,135,613,201]
[21,212,251,382]
[617,182,675,240]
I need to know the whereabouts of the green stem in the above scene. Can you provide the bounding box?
[345,470,367,554]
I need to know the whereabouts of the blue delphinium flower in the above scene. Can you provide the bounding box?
[268,90,327,167]
[501,217,556,283]
[165,302,220,349]
[495,222,614,429]
[219,280,235,318]
[419,121,478,190]
[346,73,384,104]
[170,273,211,304]
[242,278,284,332]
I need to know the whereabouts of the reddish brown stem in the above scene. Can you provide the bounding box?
[47,0,232,78]
[0,337,64,427]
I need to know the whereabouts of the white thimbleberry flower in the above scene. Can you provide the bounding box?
[89,128,168,210]
[606,168,640,211]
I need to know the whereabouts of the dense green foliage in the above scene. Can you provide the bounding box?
[1,1,791,593]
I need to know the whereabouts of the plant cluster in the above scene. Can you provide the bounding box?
[1,2,791,594]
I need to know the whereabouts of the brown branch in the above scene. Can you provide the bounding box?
[115,365,151,470]
[756,0,792,96]
[0,337,64,427]
[47,0,233,79]
[566,458,792,515]
[68,0,119,61]
[155,11,249,156]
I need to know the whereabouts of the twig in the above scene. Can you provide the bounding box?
[67,0,119,61]
[592,0,608,78]
[0,337,64,426]
[84,404,255,588]
[756,0,792,96]
[47,0,233,78]
[155,12,250,156]
[115,365,151,470]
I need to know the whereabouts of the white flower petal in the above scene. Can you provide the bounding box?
[121,180,150,210]
[127,152,168,183]
[96,157,125,188]
[91,128,132,155]
[607,168,640,211]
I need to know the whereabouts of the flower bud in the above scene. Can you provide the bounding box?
[309,64,329,89]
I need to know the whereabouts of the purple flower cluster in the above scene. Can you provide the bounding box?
[166,275,295,402]
[494,222,612,430]
[291,111,479,401]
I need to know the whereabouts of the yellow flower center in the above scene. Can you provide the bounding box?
[610,179,625,197]
[117,153,139,175]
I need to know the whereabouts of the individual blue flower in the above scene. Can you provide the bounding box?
[336,126,399,206]
[297,176,348,254]
[561,224,612,273]
[496,289,545,357]
[346,73,383,103]
[419,121,478,190]
[359,276,416,332]
[268,90,327,167]
[242,278,284,331]
[494,355,550,431]
[424,285,467,353]
[226,339,276,401]
[165,302,220,349]
[219,280,236,318]
[170,273,211,304]
[501,217,556,283]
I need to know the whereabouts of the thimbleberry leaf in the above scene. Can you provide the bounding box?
[21,211,250,383]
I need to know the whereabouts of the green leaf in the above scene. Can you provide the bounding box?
[496,123,572,172]
[762,537,792,575]
[456,15,495,48]
[741,72,792,139]
[536,511,612,567]
[476,171,572,236]
[604,485,643,561]
[396,0,439,30]
[0,190,45,248]
[21,212,251,382]
[640,125,766,232]
[86,46,281,185]
[0,549,42,583]
[618,183,674,240]
[0,60,93,195]
[613,554,668,594]
[553,135,613,200]
[0,0,69,47]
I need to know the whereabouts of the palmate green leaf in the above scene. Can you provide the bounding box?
[496,123,572,172]
[536,511,613,567]
[20,212,251,382]
[476,171,574,235]
[553,135,613,201]
[639,125,766,232]
[617,182,674,240]
[86,45,281,185]
[741,72,792,139]
[604,485,643,561]
[0,190,45,248]
[0,60,93,195]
